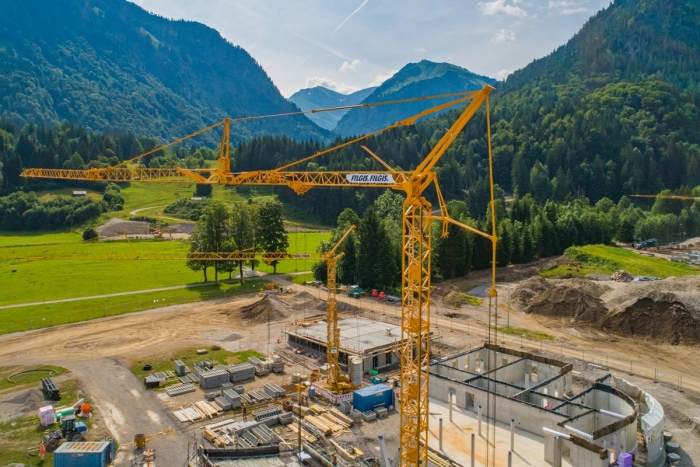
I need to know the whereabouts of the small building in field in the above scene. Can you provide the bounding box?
[72,190,87,196]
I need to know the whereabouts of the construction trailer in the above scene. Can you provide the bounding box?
[53,441,115,467]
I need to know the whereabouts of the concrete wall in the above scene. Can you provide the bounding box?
[430,373,568,435]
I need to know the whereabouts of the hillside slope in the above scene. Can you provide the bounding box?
[334,60,495,136]
[0,0,327,144]
[288,86,376,130]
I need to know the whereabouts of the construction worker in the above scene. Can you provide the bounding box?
[38,440,46,461]
[242,404,247,421]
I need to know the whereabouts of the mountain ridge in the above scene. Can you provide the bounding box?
[334,60,496,136]
[0,0,328,144]
[288,86,377,130]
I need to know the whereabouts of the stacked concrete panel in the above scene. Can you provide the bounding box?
[248,356,270,370]
[253,407,282,421]
[222,389,242,408]
[233,385,245,394]
[270,359,285,373]
[214,396,232,411]
[339,401,352,414]
[174,360,187,376]
[264,383,286,398]
[199,369,230,389]
[227,363,256,383]
[166,383,196,397]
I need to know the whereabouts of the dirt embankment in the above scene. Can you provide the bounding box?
[514,275,700,345]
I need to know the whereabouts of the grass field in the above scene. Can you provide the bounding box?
[130,347,264,381]
[285,272,315,284]
[493,325,555,341]
[0,365,66,392]
[0,231,329,305]
[541,244,700,279]
[0,281,263,335]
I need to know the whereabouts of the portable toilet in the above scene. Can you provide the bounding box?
[53,441,115,467]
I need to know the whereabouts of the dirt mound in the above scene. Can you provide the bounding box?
[601,298,700,345]
[96,217,149,237]
[444,291,466,308]
[525,280,608,323]
[604,276,700,312]
[511,276,550,310]
[236,295,291,323]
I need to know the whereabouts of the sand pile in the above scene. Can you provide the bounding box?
[511,276,550,310]
[237,295,291,323]
[525,279,609,323]
[289,291,323,311]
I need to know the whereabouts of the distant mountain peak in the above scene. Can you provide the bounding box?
[334,60,495,136]
[288,86,377,131]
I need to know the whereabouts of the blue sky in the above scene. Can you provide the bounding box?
[129,0,611,96]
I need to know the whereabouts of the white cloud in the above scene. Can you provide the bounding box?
[496,69,512,80]
[492,29,516,43]
[340,59,362,72]
[370,70,398,87]
[548,0,589,14]
[304,77,359,94]
[415,47,427,53]
[333,0,370,34]
[477,0,528,17]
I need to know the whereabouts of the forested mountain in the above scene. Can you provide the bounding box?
[334,60,496,136]
[0,0,328,145]
[288,86,376,131]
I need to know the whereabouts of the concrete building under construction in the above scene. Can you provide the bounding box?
[285,317,408,373]
[429,344,666,467]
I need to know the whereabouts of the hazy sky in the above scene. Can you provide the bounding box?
[129,0,611,97]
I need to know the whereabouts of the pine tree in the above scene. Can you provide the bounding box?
[256,200,289,274]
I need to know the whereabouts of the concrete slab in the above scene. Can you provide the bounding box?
[288,317,403,354]
[427,398,572,467]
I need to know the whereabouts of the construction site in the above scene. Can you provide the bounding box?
[0,86,699,467]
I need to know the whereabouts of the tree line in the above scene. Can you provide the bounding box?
[310,189,700,291]
[0,183,123,231]
[186,199,289,282]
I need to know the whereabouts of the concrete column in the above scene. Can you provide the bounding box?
[525,372,530,389]
[614,433,620,463]
[471,434,475,467]
[510,418,515,452]
[439,418,443,451]
[449,393,453,422]
[478,405,482,435]
[508,450,512,467]
[553,437,562,467]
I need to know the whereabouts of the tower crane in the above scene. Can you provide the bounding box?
[21,86,500,467]
[322,224,357,394]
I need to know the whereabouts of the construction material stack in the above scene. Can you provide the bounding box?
[199,369,230,389]
[227,363,256,382]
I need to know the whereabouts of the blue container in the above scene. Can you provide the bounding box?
[308,386,316,398]
[353,383,394,413]
[53,441,114,467]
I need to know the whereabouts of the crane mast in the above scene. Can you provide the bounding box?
[21,86,499,467]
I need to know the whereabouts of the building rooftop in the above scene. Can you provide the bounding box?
[288,317,403,354]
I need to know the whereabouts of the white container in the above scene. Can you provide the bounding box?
[39,405,56,426]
